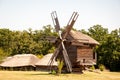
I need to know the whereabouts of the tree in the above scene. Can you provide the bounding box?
[106,29,120,71]
[88,24,108,43]
[86,25,108,65]
[0,48,8,63]
[9,25,57,55]
[86,25,120,71]
[0,29,12,55]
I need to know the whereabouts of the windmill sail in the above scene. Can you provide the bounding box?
[51,11,60,32]
[63,12,79,39]
[48,11,79,73]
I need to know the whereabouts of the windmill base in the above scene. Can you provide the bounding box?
[61,65,84,73]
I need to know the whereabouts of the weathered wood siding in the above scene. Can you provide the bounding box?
[66,45,77,64]
[77,47,93,60]
[56,33,97,67]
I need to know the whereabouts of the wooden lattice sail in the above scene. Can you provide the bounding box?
[48,11,79,73]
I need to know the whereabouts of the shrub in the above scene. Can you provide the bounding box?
[99,64,105,71]
[57,59,64,75]
[90,65,95,71]
[36,54,43,59]
[51,70,56,75]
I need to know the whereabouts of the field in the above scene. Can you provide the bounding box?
[0,71,120,80]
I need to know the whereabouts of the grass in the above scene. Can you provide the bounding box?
[0,70,120,80]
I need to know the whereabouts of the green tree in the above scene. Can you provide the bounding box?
[88,24,108,43]
[0,48,9,63]
[0,29,12,55]
[87,25,120,71]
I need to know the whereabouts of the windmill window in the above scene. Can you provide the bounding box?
[93,52,96,59]
[83,43,89,45]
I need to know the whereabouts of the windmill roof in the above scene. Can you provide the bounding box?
[35,54,57,66]
[0,54,40,67]
[69,30,99,45]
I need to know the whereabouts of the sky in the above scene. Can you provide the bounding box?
[0,0,120,32]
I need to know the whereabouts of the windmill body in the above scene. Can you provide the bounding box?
[49,11,99,73]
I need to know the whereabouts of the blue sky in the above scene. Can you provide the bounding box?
[0,0,120,31]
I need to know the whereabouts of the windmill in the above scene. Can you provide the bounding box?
[48,11,79,73]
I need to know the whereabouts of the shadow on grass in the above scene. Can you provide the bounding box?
[29,73,50,76]
[27,70,84,76]
[30,72,83,75]
[28,72,69,76]
[28,71,56,76]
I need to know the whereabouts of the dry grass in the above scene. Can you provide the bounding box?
[0,70,120,80]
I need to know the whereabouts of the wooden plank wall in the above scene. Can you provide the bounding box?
[67,45,77,64]
[77,47,93,60]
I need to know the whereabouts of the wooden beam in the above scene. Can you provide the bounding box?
[63,12,79,39]
[51,11,60,32]
[62,41,72,72]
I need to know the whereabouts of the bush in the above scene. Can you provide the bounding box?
[90,65,95,71]
[51,70,56,75]
[57,59,64,75]
[99,64,105,71]
[36,54,43,59]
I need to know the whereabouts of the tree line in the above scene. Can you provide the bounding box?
[0,25,57,60]
[0,24,120,71]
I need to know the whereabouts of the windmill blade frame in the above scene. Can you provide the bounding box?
[59,31,72,72]
[48,11,79,73]
[48,44,62,70]
[51,11,60,32]
[63,12,79,39]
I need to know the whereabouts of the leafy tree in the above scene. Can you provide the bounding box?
[88,24,108,43]
[0,25,56,56]
[0,29,12,55]
[0,48,8,63]
[105,29,120,71]
[85,25,120,71]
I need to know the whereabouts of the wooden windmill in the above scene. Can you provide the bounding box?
[48,11,79,73]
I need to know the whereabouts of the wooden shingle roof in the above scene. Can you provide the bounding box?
[69,30,99,45]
